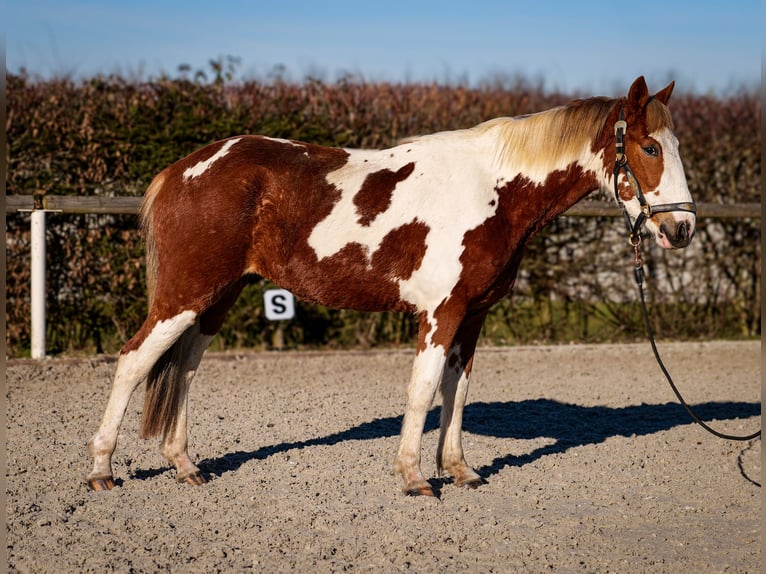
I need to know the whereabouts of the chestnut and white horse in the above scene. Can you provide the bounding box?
[87,76,695,496]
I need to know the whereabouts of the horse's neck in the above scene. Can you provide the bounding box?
[474,119,606,234]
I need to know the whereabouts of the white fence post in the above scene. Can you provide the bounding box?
[30,209,47,359]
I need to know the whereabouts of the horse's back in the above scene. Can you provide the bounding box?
[142,136,423,312]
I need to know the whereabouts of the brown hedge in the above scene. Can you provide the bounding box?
[5,72,761,356]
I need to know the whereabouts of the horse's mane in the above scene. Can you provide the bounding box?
[474,96,673,173]
[475,97,615,171]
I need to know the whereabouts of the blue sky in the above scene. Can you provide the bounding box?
[6,0,762,94]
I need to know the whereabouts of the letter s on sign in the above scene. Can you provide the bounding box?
[264,289,295,320]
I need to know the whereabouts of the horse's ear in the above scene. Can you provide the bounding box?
[627,76,650,112]
[653,81,675,105]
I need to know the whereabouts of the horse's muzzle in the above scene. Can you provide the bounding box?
[659,218,695,249]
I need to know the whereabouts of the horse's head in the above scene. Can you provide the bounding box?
[611,76,696,249]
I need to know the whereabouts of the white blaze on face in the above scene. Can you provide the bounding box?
[643,128,696,243]
[308,140,501,313]
[652,129,692,204]
[183,138,242,181]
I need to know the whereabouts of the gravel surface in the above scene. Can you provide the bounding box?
[7,341,761,573]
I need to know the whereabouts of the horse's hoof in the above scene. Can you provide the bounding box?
[452,468,484,490]
[403,481,435,497]
[177,471,207,486]
[87,476,116,491]
[405,486,434,497]
[458,477,484,490]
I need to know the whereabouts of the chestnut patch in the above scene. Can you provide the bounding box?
[354,162,416,226]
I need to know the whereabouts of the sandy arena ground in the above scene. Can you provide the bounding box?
[6,341,761,573]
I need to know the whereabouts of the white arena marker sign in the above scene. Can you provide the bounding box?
[264,289,295,320]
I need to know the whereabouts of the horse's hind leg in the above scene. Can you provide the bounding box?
[159,283,243,485]
[86,310,198,490]
[159,323,213,485]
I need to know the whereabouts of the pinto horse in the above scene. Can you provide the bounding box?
[87,76,695,496]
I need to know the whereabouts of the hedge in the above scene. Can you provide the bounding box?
[6,71,760,356]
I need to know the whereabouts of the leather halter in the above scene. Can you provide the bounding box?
[612,108,696,245]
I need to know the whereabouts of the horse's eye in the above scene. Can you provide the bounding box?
[642,145,659,157]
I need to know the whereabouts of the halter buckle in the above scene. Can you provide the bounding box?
[614,119,627,135]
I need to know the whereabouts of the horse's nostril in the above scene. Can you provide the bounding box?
[677,221,687,242]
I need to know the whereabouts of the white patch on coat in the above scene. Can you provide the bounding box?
[262,136,306,149]
[308,137,500,312]
[183,138,242,181]
[122,310,198,374]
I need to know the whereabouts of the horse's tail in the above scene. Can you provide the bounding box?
[138,172,189,440]
[139,327,194,439]
[140,173,163,308]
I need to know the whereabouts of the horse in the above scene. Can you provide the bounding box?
[86,76,696,497]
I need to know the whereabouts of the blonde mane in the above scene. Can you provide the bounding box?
[476,97,617,172]
[476,96,674,173]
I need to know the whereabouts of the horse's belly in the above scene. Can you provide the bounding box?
[270,252,419,313]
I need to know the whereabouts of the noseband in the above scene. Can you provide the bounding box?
[613,108,696,245]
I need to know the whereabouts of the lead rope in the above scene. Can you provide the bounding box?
[631,242,761,442]
[613,108,759,442]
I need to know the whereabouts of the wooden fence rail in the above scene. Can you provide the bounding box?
[6,195,143,215]
[5,194,761,358]
[5,195,761,218]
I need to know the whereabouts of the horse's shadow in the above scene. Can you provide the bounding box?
[142,399,758,484]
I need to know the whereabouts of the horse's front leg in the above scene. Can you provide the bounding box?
[393,341,448,497]
[437,365,483,488]
[437,311,487,489]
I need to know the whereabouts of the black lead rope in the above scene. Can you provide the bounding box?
[632,249,761,442]
[613,108,760,442]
